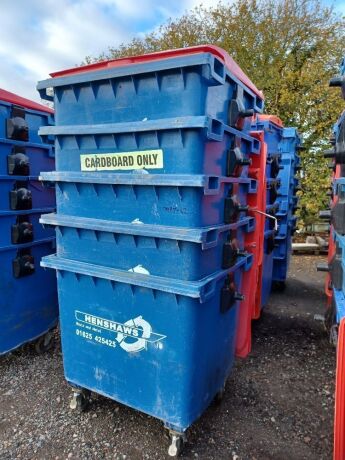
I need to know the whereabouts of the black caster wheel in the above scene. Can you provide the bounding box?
[272,281,286,291]
[70,390,90,412]
[34,331,54,354]
[326,300,338,347]
[168,432,185,457]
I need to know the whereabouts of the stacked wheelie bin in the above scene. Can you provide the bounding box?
[0,89,57,354]
[250,115,283,310]
[36,45,265,455]
[235,129,267,357]
[236,115,300,358]
[318,56,345,460]
[272,125,301,289]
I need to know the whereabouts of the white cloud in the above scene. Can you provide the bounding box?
[1,0,221,103]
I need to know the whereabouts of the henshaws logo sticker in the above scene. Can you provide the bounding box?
[75,311,166,353]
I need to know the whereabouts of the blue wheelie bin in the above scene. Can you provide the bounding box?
[37,45,264,456]
[0,88,57,355]
[250,115,283,308]
[272,127,301,287]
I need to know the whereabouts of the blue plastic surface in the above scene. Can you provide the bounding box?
[37,46,263,435]
[40,171,256,227]
[0,208,55,246]
[41,253,250,431]
[0,139,54,176]
[0,92,57,354]
[39,117,259,176]
[37,52,263,126]
[0,238,58,355]
[333,288,345,323]
[0,177,55,210]
[0,98,54,144]
[272,127,301,282]
[40,213,253,280]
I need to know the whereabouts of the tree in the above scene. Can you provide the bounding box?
[85,0,345,227]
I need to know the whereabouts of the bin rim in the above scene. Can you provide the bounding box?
[47,45,264,101]
[0,88,54,114]
[41,253,250,302]
[40,212,254,248]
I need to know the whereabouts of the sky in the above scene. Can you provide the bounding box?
[0,0,344,104]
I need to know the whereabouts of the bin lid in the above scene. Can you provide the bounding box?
[49,45,264,100]
[0,88,54,114]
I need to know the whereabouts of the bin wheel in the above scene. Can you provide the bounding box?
[325,301,338,347]
[168,432,184,457]
[70,391,89,412]
[214,386,226,404]
[34,331,54,354]
[272,281,286,291]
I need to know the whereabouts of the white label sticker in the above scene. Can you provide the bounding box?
[80,149,163,171]
[74,310,166,353]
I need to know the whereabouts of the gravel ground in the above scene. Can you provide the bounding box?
[0,255,336,460]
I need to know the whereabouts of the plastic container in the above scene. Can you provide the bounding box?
[0,238,57,354]
[38,45,263,454]
[0,88,57,354]
[37,45,264,128]
[39,117,259,176]
[41,252,251,433]
[40,171,256,227]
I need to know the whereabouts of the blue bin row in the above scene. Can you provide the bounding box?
[272,127,301,284]
[321,110,345,328]
[0,89,57,355]
[320,54,345,460]
[36,46,264,446]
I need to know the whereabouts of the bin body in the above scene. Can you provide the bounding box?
[43,254,249,431]
[38,46,263,433]
[0,239,57,354]
[0,89,57,354]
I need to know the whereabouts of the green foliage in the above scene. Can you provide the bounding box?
[85,0,345,227]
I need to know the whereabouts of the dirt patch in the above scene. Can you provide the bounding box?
[0,255,335,459]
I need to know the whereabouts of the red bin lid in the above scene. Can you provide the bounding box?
[0,88,54,114]
[50,45,263,100]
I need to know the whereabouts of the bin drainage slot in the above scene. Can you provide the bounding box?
[253,139,260,151]
[213,58,225,79]
[210,119,223,137]
[207,176,219,191]
[205,229,218,245]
